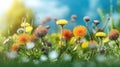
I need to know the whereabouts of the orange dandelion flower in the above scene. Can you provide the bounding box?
[73,26,86,38]
[11,44,19,51]
[62,29,72,40]
[18,34,30,44]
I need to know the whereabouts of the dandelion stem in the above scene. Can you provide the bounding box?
[60,25,64,46]
[92,24,97,33]
[41,37,47,47]
[100,37,103,47]
[98,37,103,53]
[86,22,93,40]
[115,40,119,48]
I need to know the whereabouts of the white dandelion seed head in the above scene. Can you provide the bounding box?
[6,51,17,59]
[26,42,35,49]
[96,55,106,63]
[63,54,72,61]
[21,57,29,63]
[33,60,39,64]
[40,55,48,62]
[48,50,58,60]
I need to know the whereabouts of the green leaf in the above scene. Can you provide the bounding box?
[97,8,106,23]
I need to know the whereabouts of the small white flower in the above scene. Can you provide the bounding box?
[33,60,39,64]
[6,51,17,59]
[26,42,35,49]
[63,54,72,61]
[48,50,58,60]
[40,55,48,61]
[96,55,106,62]
[21,57,29,63]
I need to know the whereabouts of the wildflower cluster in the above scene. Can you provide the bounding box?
[0,15,120,64]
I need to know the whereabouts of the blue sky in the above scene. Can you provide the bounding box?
[0,0,117,22]
[0,0,118,33]
[23,0,117,33]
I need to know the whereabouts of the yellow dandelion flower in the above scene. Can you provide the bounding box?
[21,22,30,27]
[95,32,106,37]
[25,26,33,33]
[81,41,89,48]
[56,19,68,25]
[18,34,30,44]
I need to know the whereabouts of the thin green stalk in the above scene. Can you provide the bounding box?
[60,25,64,46]
[115,40,119,48]
[86,22,93,40]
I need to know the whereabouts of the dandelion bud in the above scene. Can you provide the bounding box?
[46,41,52,47]
[71,14,77,19]
[34,25,48,38]
[94,20,99,26]
[109,29,119,40]
[83,16,90,22]
[52,17,57,21]
[41,46,47,51]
